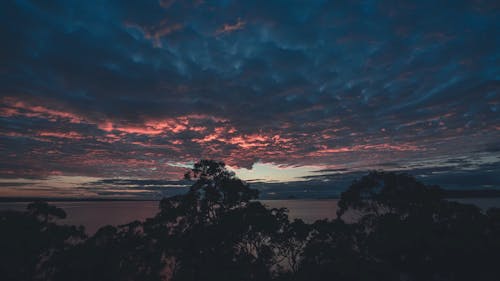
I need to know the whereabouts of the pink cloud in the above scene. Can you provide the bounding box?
[1,97,84,123]
[312,143,422,156]
[125,20,183,47]
[38,131,87,140]
[215,18,245,35]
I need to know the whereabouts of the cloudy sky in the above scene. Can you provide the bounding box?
[0,0,499,199]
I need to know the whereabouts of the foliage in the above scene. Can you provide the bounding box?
[1,163,500,281]
[0,202,85,281]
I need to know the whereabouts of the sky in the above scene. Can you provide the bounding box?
[0,0,499,199]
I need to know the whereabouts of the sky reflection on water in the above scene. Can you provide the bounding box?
[1,198,499,234]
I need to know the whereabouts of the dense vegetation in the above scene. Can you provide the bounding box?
[1,160,500,281]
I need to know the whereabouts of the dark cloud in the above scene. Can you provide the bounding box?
[0,0,499,197]
[76,178,190,198]
[0,182,38,187]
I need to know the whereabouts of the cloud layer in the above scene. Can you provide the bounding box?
[0,0,499,197]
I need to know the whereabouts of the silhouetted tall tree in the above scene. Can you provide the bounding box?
[145,160,284,281]
[337,171,443,220]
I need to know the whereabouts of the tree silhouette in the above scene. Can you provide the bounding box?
[337,171,443,220]
[47,221,164,281]
[0,202,85,281]
[1,166,500,281]
[27,200,67,222]
[275,219,310,274]
[147,160,284,281]
[329,171,500,281]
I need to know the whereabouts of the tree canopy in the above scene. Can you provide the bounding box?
[1,162,499,281]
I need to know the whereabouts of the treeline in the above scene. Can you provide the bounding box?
[1,160,500,281]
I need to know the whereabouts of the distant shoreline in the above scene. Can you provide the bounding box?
[1,189,500,202]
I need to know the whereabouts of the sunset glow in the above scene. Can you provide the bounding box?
[0,0,498,198]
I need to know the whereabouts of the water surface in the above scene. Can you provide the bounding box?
[1,198,499,234]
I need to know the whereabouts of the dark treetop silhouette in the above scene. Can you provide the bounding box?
[1,160,500,281]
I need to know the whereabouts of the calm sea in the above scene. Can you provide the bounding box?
[1,198,499,234]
